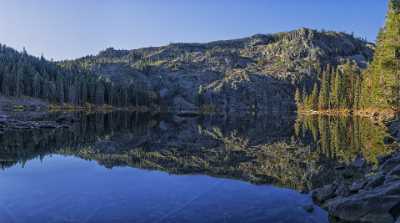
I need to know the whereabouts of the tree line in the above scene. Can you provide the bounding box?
[0,44,158,107]
[295,61,362,111]
[296,0,400,112]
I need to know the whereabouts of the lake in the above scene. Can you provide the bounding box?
[0,112,395,223]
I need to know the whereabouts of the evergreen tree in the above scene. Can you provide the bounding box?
[330,70,340,109]
[310,83,319,110]
[354,75,362,110]
[318,70,330,110]
[0,44,159,108]
[362,0,400,110]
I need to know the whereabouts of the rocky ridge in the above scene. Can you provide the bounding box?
[65,28,374,113]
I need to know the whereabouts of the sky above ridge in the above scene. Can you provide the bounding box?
[0,0,389,60]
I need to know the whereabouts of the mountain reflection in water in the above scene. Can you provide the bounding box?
[0,111,395,223]
[0,112,394,191]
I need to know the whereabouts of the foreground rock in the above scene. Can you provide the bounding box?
[312,152,400,223]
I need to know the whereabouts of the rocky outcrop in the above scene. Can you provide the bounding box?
[312,152,400,223]
[66,28,374,113]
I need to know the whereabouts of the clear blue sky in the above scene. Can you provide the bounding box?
[0,0,389,60]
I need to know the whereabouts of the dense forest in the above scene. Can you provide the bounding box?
[295,61,362,111]
[297,0,400,112]
[0,45,158,107]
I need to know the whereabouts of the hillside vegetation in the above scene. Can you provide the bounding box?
[0,28,374,113]
[362,0,400,110]
[298,0,400,114]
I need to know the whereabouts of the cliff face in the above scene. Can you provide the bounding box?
[67,28,374,113]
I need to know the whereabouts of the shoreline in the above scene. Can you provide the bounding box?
[297,108,396,123]
[308,114,400,223]
[311,148,400,223]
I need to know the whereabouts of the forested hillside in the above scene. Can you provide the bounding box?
[61,28,373,113]
[297,0,400,113]
[0,45,158,107]
[295,61,362,111]
[0,28,373,113]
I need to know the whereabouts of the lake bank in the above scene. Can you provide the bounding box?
[309,117,400,223]
[311,149,400,223]
[297,108,396,124]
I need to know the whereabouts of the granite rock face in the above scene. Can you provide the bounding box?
[67,28,374,113]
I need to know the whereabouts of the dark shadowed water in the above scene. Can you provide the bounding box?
[0,112,395,223]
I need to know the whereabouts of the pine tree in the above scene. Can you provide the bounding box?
[362,0,400,109]
[330,70,340,109]
[341,61,353,109]
[354,75,362,110]
[310,83,319,110]
[318,70,330,110]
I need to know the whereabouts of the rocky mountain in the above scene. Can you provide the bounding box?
[0,28,374,113]
[64,28,374,113]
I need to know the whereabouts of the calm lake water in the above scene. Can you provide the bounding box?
[0,112,395,223]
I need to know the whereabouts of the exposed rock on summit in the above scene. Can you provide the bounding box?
[67,28,374,113]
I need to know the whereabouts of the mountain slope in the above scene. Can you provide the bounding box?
[65,28,373,113]
[0,45,158,107]
[0,28,373,113]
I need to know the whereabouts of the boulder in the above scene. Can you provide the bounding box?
[349,180,367,193]
[335,184,351,197]
[364,174,385,190]
[381,155,400,173]
[311,184,337,203]
[389,165,400,177]
[327,181,400,223]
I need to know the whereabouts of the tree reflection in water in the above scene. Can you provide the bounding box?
[0,112,395,192]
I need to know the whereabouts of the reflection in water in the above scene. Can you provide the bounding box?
[0,112,394,222]
[0,155,328,223]
[295,115,393,164]
[0,112,394,191]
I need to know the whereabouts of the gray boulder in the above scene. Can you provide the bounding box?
[327,180,400,223]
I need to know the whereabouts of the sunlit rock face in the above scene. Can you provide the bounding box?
[65,28,373,113]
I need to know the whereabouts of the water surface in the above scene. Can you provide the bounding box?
[1,155,327,223]
[0,112,394,222]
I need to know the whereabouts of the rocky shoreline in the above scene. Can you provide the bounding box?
[311,120,400,223]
